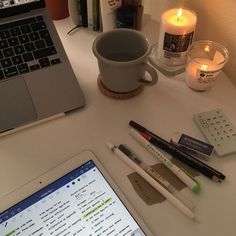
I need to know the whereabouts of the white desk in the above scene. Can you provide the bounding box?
[1,17,236,236]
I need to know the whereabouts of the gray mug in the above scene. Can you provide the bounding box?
[93,29,158,93]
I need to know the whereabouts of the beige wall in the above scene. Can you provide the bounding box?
[143,0,236,86]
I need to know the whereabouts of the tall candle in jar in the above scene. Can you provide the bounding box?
[157,8,197,66]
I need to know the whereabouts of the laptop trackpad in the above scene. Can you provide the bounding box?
[0,77,37,133]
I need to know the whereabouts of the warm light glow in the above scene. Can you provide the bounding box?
[201,64,208,71]
[177,8,183,18]
[177,8,183,22]
[204,46,210,53]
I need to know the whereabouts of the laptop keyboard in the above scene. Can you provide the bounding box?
[0,15,61,80]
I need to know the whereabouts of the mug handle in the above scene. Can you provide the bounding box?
[139,63,158,86]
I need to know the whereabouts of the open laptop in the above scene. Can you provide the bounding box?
[0,150,154,235]
[0,0,85,134]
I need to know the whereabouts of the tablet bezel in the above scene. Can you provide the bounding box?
[0,149,154,236]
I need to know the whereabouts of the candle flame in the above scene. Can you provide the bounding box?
[201,64,208,71]
[177,8,183,22]
[204,46,210,53]
[177,8,183,18]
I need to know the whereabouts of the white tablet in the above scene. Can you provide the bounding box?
[0,150,154,236]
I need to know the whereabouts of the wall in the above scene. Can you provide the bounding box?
[143,0,236,86]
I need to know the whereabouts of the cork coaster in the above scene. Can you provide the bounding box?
[97,75,144,99]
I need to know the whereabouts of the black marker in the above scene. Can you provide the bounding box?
[129,120,226,182]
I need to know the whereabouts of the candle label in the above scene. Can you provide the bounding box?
[163,32,194,58]
[197,69,221,83]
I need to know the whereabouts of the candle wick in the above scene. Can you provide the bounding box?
[177,16,182,23]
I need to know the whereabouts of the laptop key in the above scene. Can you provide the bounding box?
[31,22,47,31]
[22,52,33,62]
[0,51,3,60]
[3,48,14,58]
[33,46,57,59]
[0,58,12,68]
[18,63,29,74]
[10,27,21,37]
[12,55,23,65]
[14,45,25,55]
[36,15,44,21]
[19,34,30,44]
[22,52,34,62]
[29,32,40,41]
[0,30,10,39]
[35,39,46,49]
[8,37,20,47]
[39,58,50,68]
[4,66,18,78]
[39,30,53,46]
[0,40,8,49]
[30,64,40,71]
[24,42,36,52]
[0,70,5,80]
[51,58,61,65]
[20,25,32,34]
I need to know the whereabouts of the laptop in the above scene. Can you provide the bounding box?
[0,150,154,235]
[0,0,85,134]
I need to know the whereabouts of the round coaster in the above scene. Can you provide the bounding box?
[97,75,144,99]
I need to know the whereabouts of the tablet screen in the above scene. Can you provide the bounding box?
[0,160,146,236]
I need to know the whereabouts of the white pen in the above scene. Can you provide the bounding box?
[129,128,201,194]
[106,142,197,221]
[118,144,195,210]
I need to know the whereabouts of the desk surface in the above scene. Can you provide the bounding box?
[1,17,236,236]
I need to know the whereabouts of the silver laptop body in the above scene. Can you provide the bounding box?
[0,0,85,133]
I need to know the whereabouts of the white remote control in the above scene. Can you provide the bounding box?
[193,109,236,156]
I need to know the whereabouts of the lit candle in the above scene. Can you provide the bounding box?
[185,41,229,91]
[157,8,197,66]
[185,58,222,91]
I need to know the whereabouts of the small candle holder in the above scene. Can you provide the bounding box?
[149,8,197,76]
[185,40,229,91]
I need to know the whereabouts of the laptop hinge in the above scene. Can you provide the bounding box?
[0,1,45,19]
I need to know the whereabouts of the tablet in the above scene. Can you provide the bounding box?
[0,150,154,236]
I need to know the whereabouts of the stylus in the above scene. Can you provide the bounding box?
[118,144,195,210]
[106,142,197,221]
[129,128,201,194]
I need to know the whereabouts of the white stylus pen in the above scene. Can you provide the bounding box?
[106,142,197,221]
[129,128,201,193]
[118,144,195,210]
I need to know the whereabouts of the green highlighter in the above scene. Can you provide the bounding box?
[129,128,201,193]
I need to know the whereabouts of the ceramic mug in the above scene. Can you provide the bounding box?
[93,29,158,93]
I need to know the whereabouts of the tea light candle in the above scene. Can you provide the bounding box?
[185,40,229,91]
[157,8,197,66]
[185,58,222,91]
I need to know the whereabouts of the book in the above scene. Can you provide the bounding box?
[92,0,100,31]
[68,0,82,26]
[87,0,93,29]
[99,0,122,32]
[80,0,88,27]
[122,0,143,30]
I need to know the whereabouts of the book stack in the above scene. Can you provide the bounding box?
[68,0,143,32]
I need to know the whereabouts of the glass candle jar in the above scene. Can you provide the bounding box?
[185,40,229,91]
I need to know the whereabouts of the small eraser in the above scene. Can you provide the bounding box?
[170,132,214,160]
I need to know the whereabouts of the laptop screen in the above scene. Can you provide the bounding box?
[0,160,146,236]
[0,0,40,9]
